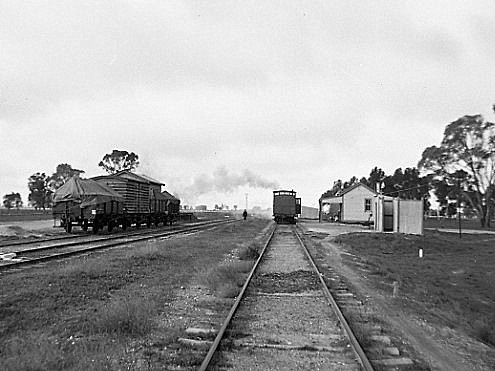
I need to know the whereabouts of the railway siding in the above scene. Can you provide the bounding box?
[208,225,363,370]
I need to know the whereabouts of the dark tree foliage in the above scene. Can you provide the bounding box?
[48,163,84,191]
[3,193,22,209]
[98,150,139,174]
[343,176,359,189]
[320,179,344,199]
[323,166,431,211]
[367,167,386,192]
[28,173,52,210]
[419,111,495,227]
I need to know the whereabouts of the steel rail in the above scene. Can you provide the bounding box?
[0,233,86,248]
[0,219,226,249]
[0,220,234,272]
[3,220,229,255]
[293,226,375,371]
[198,224,277,371]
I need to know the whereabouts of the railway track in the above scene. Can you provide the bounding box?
[0,219,233,272]
[198,224,374,371]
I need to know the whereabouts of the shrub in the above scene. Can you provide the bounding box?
[90,296,155,337]
[474,319,495,346]
[205,261,253,298]
[238,242,261,260]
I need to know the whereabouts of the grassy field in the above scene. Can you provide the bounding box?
[424,217,495,231]
[334,230,495,346]
[0,217,271,370]
[0,208,52,222]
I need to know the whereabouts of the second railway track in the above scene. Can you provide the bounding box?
[200,224,373,371]
[0,219,234,271]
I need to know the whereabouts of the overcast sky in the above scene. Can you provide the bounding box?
[1,1,495,209]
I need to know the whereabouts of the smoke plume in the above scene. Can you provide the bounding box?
[176,166,279,201]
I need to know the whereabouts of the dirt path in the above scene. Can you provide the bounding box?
[301,221,493,371]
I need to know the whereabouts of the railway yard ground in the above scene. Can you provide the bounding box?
[301,221,495,370]
[0,217,494,370]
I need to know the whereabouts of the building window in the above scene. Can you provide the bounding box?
[364,198,371,212]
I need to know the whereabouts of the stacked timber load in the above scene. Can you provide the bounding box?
[92,171,151,214]
[136,174,167,214]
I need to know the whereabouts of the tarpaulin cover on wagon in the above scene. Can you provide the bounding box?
[53,176,124,208]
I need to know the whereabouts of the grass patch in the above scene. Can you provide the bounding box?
[334,231,495,346]
[0,333,115,371]
[89,295,155,337]
[206,261,253,297]
[0,218,272,369]
[473,315,495,346]
[238,241,261,260]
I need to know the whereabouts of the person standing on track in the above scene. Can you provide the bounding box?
[242,209,248,220]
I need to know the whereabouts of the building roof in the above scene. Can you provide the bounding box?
[161,190,180,202]
[135,173,164,186]
[93,171,164,185]
[336,182,377,196]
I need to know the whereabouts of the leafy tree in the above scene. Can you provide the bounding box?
[28,173,51,210]
[343,176,359,189]
[48,163,84,191]
[367,167,386,192]
[419,112,495,226]
[98,150,139,174]
[3,193,22,209]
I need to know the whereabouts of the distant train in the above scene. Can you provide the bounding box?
[52,171,180,233]
[273,190,301,224]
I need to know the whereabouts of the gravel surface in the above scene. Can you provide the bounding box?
[213,225,361,370]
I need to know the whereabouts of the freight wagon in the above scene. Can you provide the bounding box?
[52,176,125,233]
[53,171,180,233]
[273,190,301,224]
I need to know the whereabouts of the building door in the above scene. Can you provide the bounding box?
[383,200,394,231]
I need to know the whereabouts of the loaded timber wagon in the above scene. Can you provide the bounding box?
[92,171,170,229]
[53,171,179,233]
[52,175,125,233]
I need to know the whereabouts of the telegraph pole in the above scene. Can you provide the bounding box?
[457,178,462,239]
[245,193,248,211]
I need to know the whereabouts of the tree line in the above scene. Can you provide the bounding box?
[2,150,139,210]
[321,167,430,211]
[323,104,495,227]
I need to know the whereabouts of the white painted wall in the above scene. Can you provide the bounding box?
[342,185,376,222]
[395,199,423,235]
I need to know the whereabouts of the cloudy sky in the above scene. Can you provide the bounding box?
[1,1,495,209]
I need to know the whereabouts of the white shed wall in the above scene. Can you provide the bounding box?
[396,200,423,235]
[342,186,376,222]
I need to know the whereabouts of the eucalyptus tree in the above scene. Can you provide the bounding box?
[98,150,140,174]
[419,113,495,226]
